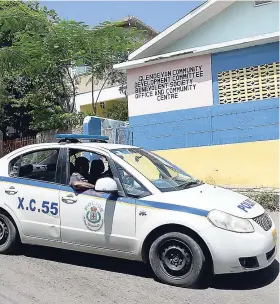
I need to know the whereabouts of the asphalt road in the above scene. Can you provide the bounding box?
[0,212,279,304]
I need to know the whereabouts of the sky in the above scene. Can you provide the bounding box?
[39,1,204,32]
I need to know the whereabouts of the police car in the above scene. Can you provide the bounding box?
[0,134,277,287]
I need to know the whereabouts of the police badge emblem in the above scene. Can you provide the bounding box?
[83,202,104,231]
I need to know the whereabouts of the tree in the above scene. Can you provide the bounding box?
[82,21,145,114]
[104,101,128,122]
[0,1,86,135]
[15,19,89,112]
[0,1,51,134]
[0,1,144,136]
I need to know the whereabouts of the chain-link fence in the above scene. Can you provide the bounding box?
[101,119,133,145]
[102,123,133,145]
[102,126,115,143]
[115,126,133,145]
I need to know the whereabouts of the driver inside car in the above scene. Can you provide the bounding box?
[88,159,105,184]
[70,157,95,190]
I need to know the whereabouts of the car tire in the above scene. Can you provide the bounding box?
[0,213,18,254]
[149,232,205,288]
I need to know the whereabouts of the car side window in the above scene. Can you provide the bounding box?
[9,156,21,178]
[9,149,59,183]
[68,149,113,185]
[116,165,150,198]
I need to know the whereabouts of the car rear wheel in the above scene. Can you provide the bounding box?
[0,214,18,254]
[149,232,205,287]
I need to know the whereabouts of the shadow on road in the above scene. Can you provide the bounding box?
[21,244,152,279]
[21,244,279,290]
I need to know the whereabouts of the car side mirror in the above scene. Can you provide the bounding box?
[95,177,118,193]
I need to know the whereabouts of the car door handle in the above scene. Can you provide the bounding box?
[5,186,18,195]
[61,194,77,204]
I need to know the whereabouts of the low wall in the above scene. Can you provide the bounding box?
[130,99,279,188]
[155,139,279,188]
[36,125,83,143]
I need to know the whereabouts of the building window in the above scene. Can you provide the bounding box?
[218,62,279,104]
[254,1,273,6]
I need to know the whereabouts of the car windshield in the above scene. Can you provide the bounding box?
[111,148,201,192]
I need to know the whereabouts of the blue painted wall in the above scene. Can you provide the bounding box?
[162,1,279,54]
[130,99,279,150]
[130,43,279,151]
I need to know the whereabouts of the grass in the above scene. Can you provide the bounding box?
[204,177,279,212]
[204,176,279,212]
[245,191,279,212]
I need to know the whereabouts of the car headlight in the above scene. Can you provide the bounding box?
[208,210,254,233]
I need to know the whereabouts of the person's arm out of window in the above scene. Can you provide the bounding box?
[70,173,95,190]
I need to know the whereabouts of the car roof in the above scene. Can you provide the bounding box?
[69,142,138,150]
[5,142,138,155]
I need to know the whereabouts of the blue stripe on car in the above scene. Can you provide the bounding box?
[1,176,209,217]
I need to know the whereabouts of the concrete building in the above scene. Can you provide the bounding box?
[114,0,280,188]
[75,16,158,115]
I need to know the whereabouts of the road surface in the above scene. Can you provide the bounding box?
[0,212,279,304]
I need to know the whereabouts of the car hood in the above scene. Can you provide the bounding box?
[145,183,264,219]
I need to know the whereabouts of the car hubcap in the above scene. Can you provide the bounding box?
[0,218,9,246]
[158,239,193,279]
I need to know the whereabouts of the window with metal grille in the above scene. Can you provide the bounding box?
[254,1,273,6]
[218,62,279,104]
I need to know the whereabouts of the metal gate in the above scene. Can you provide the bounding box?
[115,125,133,145]
[101,119,133,145]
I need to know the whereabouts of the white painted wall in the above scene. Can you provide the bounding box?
[127,54,213,116]
[161,1,279,54]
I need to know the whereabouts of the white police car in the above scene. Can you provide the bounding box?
[0,134,277,287]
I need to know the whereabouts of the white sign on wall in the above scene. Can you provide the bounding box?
[127,55,213,116]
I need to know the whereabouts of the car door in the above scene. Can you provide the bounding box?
[59,147,137,253]
[2,148,62,241]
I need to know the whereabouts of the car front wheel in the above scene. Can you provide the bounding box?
[149,232,205,287]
